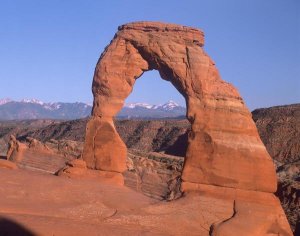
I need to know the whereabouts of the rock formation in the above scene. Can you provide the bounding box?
[0,159,18,170]
[83,21,277,192]
[6,137,78,174]
[80,21,293,234]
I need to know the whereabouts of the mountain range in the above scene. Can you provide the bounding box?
[0,98,186,120]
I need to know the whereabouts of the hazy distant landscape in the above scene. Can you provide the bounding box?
[0,98,186,120]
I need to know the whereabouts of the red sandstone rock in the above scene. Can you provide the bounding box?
[58,157,123,185]
[66,159,87,169]
[0,159,18,170]
[58,166,124,186]
[6,137,75,174]
[83,117,126,172]
[83,21,276,193]
[80,21,291,234]
[0,169,291,235]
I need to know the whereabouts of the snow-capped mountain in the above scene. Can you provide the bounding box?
[124,100,182,111]
[0,98,13,105]
[0,99,92,120]
[125,102,154,109]
[119,100,186,119]
[161,100,180,111]
[0,99,186,120]
[20,98,44,105]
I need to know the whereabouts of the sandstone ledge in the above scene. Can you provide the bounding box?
[0,159,18,170]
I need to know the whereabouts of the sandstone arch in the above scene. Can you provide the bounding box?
[82,21,277,193]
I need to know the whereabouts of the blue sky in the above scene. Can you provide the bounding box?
[0,0,299,110]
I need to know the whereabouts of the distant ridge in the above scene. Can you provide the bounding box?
[0,99,186,120]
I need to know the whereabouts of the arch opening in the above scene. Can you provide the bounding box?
[125,70,186,108]
[115,69,190,199]
[116,69,190,156]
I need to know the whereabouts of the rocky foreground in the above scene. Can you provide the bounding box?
[0,104,299,234]
[1,167,291,236]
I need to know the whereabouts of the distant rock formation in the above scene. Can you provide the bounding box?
[253,104,300,164]
[81,21,291,234]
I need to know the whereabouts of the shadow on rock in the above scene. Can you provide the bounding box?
[0,218,35,236]
[165,131,188,157]
[295,220,300,236]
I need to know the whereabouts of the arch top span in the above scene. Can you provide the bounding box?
[117,21,205,47]
[83,21,277,193]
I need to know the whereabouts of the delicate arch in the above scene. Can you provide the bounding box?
[83,22,277,193]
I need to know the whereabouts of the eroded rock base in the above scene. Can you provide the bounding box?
[182,182,292,235]
[0,169,292,236]
[58,159,124,185]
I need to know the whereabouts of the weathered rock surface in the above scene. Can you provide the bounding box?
[6,136,77,174]
[0,159,18,170]
[58,158,124,185]
[0,169,292,236]
[84,117,127,172]
[83,21,277,194]
[124,149,183,200]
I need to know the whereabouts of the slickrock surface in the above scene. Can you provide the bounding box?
[83,21,277,193]
[6,136,79,174]
[0,159,18,169]
[0,169,292,236]
[124,150,183,200]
